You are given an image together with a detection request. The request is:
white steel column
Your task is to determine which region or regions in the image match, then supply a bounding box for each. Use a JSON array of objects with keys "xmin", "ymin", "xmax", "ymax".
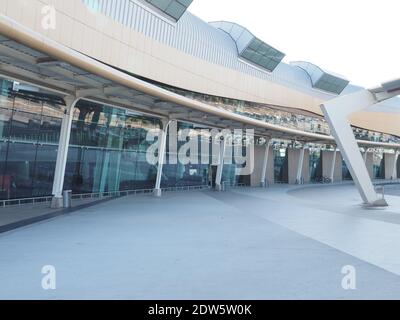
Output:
[
  {"xmin": 392, "ymin": 150, "xmax": 399, "ymax": 180},
  {"xmin": 260, "ymin": 139, "xmax": 270, "ymax": 187},
  {"xmin": 295, "ymin": 146, "xmax": 306, "ymax": 185},
  {"xmin": 154, "ymin": 119, "xmax": 172, "ymax": 197},
  {"xmin": 215, "ymin": 137, "xmax": 226, "ymax": 191},
  {"xmin": 321, "ymin": 90, "xmax": 388, "ymax": 206},
  {"xmin": 330, "ymin": 147, "xmax": 338, "ymax": 183},
  {"xmin": 51, "ymin": 96, "xmax": 80, "ymax": 208},
  {"xmin": 363, "ymin": 148, "xmax": 368, "ymax": 163}
]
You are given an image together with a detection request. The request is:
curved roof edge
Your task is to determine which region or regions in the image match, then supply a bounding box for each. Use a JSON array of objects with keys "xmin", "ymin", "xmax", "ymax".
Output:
[{"xmin": 1, "ymin": 13, "xmax": 398, "ymax": 148}]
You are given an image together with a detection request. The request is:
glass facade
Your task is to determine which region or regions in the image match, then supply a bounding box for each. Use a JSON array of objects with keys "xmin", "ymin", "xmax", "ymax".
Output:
[
  {"xmin": 0, "ymin": 82, "xmax": 64, "ymax": 200},
  {"xmin": 66, "ymin": 100, "xmax": 162, "ymax": 194},
  {"xmin": 342, "ymin": 160, "xmax": 353, "ymax": 181},
  {"xmin": 0, "ymin": 75, "xmax": 394, "ymax": 202},
  {"xmin": 157, "ymin": 82, "xmax": 400, "ymax": 144},
  {"xmin": 372, "ymin": 153, "xmax": 385, "ymax": 180},
  {"xmin": 273, "ymin": 147, "xmax": 288, "ymax": 183},
  {"xmin": 309, "ymin": 149, "xmax": 322, "ymax": 182},
  {"xmin": 397, "ymin": 157, "xmax": 400, "ymax": 179},
  {"xmin": 0, "ymin": 79, "xmax": 214, "ymax": 201}
]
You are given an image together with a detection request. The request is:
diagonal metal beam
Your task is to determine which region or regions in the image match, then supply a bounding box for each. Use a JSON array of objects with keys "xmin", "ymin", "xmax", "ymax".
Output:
[{"xmin": 321, "ymin": 87, "xmax": 399, "ymax": 207}]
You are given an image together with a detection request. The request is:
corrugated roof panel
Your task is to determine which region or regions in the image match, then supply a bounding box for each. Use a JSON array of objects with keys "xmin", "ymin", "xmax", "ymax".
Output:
[{"xmin": 81, "ymin": 0, "xmax": 357, "ymax": 99}]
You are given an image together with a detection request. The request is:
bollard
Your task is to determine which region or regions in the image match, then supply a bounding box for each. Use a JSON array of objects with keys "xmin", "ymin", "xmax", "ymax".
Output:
[{"xmin": 63, "ymin": 190, "xmax": 72, "ymax": 208}]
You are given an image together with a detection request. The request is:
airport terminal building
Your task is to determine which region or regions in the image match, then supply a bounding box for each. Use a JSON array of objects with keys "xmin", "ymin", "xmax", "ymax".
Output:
[{"xmin": 0, "ymin": 0, "xmax": 399, "ymax": 206}]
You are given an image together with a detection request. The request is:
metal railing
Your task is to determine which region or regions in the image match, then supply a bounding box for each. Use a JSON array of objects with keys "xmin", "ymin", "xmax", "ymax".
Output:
[
  {"xmin": 373, "ymin": 179, "xmax": 400, "ymax": 186},
  {"xmin": 1, "ymin": 179, "xmax": 398, "ymax": 208},
  {"xmin": 0, "ymin": 196, "xmax": 54, "ymax": 208},
  {"xmin": 219, "ymin": 182, "xmax": 247, "ymax": 191},
  {"xmin": 0, "ymin": 185, "xmax": 211, "ymax": 208},
  {"xmin": 375, "ymin": 185, "xmax": 386, "ymax": 200}
]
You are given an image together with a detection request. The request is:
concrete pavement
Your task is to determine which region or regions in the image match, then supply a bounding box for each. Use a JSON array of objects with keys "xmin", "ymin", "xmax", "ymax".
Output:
[{"xmin": 0, "ymin": 185, "xmax": 400, "ymax": 299}]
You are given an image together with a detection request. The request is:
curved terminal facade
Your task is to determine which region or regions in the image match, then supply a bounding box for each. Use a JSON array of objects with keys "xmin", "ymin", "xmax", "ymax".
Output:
[{"xmin": 0, "ymin": 0, "xmax": 398, "ymax": 206}]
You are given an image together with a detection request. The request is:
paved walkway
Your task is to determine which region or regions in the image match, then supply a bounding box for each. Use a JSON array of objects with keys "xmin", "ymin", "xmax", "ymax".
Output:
[
  {"xmin": 0, "ymin": 197, "xmax": 114, "ymax": 231},
  {"xmin": 0, "ymin": 185, "xmax": 400, "ymax": 299}
]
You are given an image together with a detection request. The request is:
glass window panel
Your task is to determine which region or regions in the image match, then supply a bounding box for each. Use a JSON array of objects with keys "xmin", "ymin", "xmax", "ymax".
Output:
[
  {"xmin": 88, "ymin": 148, "xmax": 106, "ymax": 193},
  {"xmin": 177, "ymin": 0, "xmax": 192, "ymax": 6},
  {"xmin": 257, "ymin": 44, "xmax": 269, "ymax": 56},
  {"xmin": 108, "ymin": 126, "xmax": 124, "ymax": 149},
  {"xmin": 64, "ymin": 146, "xmax": 86, "ymax": 194},
  {"xmin": 32, "ymin": 144, "xmax": 58, "ymax": 197},
  {"xmin": 39, "ymin": 115, "xmax": 62, "ymax": 144},
  {"xmin": 42, "ymin": 102, "xmax": 64, "ymax": 119},
  {"xmin": 149, "ymin": 0, "xmax": 171, "ymax": 10},
  {"xmin": 119, "ymin": 149, "xmax": 138, "ymax": 191},
  {"xmin": 135, "ymin": 151, "xmax": 157, "ymax": 189},
  {"xmin": 0, "ymin": 141, "xmax": 8, "ymax": 200},
  {"xmin": 106, "ymin": 150, "xmax": 123, "ymax": 191},
  {"xmin": 165, "ymin": 1, "xmax": 186, "ymax": 19},
  {"xmin": 4, "ymin": 142, "xmax": 37, "ymax": 199},
  {"xmin": 145, "ymin": 0, "xmax": 191, "ymax": 20},
  {"xmin": 248, "ymin": 39, "xmax": 262, "ymax": 51},
  {"xmin": 9, "ymin": 109, "xmax": 42, "ymax": 143},
  {"xmin": 274, "ymin": 148, "xmax": 288, "ymax": 183},
  {"xmin": 162, "ymin": 163, "xmax": 178, "ymax": 188},
  {"xmin": 177, "ymin": 163, "xmax": 207, "ymax": 187},
  {"xmin": 241, "ymin": 49, "xmax": 254, "ymax": 61},
  {"xmin": 0, "ymin": 107, "xmax": 12, "ymax": 140},
  {"xmin": 123, "ymin": 125, "xmax": 141, "ymax": 151},
  {"xmin": 241, "ymin": 41, "xmax": 284, "ymax": 72},
  {"xmin": 0, "ymin": 92, "xmax": 14, "ymax": 110},
  {"xmin": 342, "ymin": 160, "xmax": 353, "ymax": 181},
  {"xmin": 13, "ymin": 96, "xmax": 42, "ymax": 114}
]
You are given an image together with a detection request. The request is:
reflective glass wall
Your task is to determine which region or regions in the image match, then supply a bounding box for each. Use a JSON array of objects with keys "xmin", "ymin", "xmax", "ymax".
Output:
[
  {"xmin": 65, "ymin": 100, "xmax": 213, "ymax": 194},
  {"xmin": 65, "ymin": 100, "xmax": 162, "ymax": 194},
  {"xmin": 342, "ymin": 160, "xmax": 353, "ymax": 181},
  {"xmin": 157, "ymin": 82, "xmax": 400, "ymax": 145},
  {"xmin": 273, "ymin": 148, "xmax": 288, "ymax": 183},
  {"xmin": 397, "ymin": 157, "xmax": 400, "ymax": 179},
  {"xmin": 0, "ymin": 76, "xmax": 393, "ymax": 201},
  {"xmin": 372, "ymin": 153, "xmax": 385, "ymax": 180},
  {"xmin": 0, "ymin": 79, "xmax": 213, "ymax": 200},
  {"xmin": 309, "ymin": 149, "xmax": 322, "ymax": 182},
  {"xmin": 0, "ymin": 80, "xmax": 64, "ymax": 200}
]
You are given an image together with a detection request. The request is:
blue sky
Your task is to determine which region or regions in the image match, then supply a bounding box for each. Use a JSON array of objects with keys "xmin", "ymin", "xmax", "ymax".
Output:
[{"xmin": 189, "ymin": 0, "xmax": 399, "ymax": 88}]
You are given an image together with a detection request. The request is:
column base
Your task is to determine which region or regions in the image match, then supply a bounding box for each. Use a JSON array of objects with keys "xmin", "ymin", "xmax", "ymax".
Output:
[
  {"xmin": 215, "ymin": 184, "xmax": 223, "ymax": 191},
  {"xmin": 260, "ymin": 181, "xmax": 267, "ymax": 188},
  {"xmin": 362, "ymin": 198, "xmax": 389, "ymax": 208},
  {"xmin": 51, "ymin": 197, "xmax": 63, "ymax": 209},
  {"xmin": 153, "ymin": 189, "xmax": 162, "ymax": 197}
]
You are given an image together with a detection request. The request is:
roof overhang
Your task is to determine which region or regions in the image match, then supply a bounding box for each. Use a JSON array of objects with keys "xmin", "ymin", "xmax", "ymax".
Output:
[{"xmin": 0, "ymin": 14, "xmax": 397, "ymax": 149}]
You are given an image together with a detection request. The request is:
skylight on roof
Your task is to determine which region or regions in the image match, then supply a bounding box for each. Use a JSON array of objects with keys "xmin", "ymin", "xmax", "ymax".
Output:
[
  {"xmin": 144, "ymin": 0, "xmax": 193, "ymax": 21},
  {"xmin": 291, "ymin": 61, "xmax": 349, "ymax": 94},
  {"xmin": 210, "ymin": 21, "xmax": 285, "ymax": 72}
]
